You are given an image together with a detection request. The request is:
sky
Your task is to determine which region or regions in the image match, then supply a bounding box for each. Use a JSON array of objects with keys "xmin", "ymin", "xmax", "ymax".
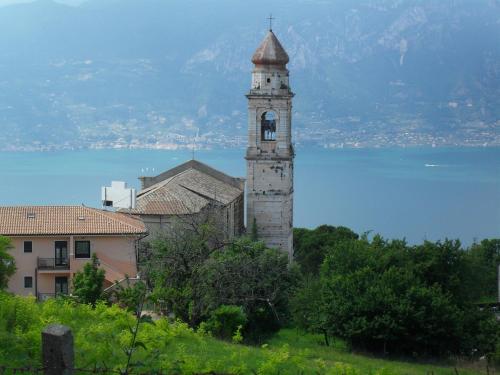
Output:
[
  {"xmin": 0, "ymin": 0, "xmax": 85, "ymax": 6},
  {"xmin": 0, "ymin": 0, "xmax": 31, "ymax": 5}
]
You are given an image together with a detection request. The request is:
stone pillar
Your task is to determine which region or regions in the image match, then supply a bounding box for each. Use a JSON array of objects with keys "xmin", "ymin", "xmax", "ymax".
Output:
[{"xmin": 42, "ymin": 324, "xmax": 74, "ymax": 375}]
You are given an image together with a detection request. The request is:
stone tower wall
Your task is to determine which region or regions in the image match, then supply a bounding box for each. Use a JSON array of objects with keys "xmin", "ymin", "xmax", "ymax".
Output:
[
  {"xmin": 245, "ymin": 34, "xmax": 294, "ymax": 259},
  {"xmin": 246, "ymin": 158, "xmax": 293, "ymax": 257}
]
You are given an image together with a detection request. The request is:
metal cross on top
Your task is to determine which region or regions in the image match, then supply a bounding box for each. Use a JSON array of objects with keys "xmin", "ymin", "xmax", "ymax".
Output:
[{"xmin": 268, "ymin": 14, "xmax": 275, "ymax": 31}]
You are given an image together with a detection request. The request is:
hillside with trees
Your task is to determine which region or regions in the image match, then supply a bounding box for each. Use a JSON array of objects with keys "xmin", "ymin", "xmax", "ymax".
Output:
[
  {"xmin": 0, "ymin": 228, "xmax": 499, "ymax": 373},
  {"xmin": 292, "ymin": 228, "xmax": 500, "ymax": 358}
]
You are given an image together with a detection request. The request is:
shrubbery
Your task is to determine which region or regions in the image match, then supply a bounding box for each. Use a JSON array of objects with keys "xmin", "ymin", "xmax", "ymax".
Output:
[
  {"xmin": 291, "ymin": 228, "xmax": 500, "ymax": 359},
  {"xmin": 72, "ymin": 253, "xmax": 105, "ymax": 306},
  {"xmin": 0, "ymin": 292, "xmax": 419, "ymax": 374},
  {"xmin": 144, "ymin": 222, "xmax": 499, "ymax": 360},
  {"xmin": 198, "ymin": 238, "xmax": 299, "ymax": 342},
  {"xmin": 146, "ymin": 225, "xmax": 297, "ymax": 342},
  {"xmin": 0, "ymin": 292, "xmax": 250, "ymax": 371},
  {"xmin": 467, "ymin": 239, "xmax": 500, "ymax": 302},
  {"xmin": 111, "ymin": 278, "xmax": 146, "ymax": 312},
  {"xmin": 0, "ymin": 236, "xmax": 15, "ymax": 290},
  {"xmin": 3, "ymin": 225, "xmax": 499, "ymax": 370},
  {"xmin": 202, "ymin": 305, "xmax": 247, "ymax": 341},
  {"xmin": 293, "ymin": 225, "xmax": 358, "ymax": 275}
]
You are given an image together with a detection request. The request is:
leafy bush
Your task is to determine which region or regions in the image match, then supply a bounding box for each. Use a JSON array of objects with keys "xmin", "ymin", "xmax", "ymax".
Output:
[
  {"xmin": 0, "ymin": 236, "xmax": 15, "ymax": 290},
  {"xmin": 147, "ymin": 230, "xmax": 298, "ymax": 342},
  {"xmin": 203, "ymin": 305, "xmax": 247, "ymax": 341},
  {"xmin": 110, "ymin": 278, "xmax": 146, "ymax": 312},
  {"xmin": 466, "ymin": 239, "xmax": 500, "ymax": 302},
  {"xmin": 294, "ymin": 225, "xmax": 358, "ymax": 276},
  {"xmin": 72, "ymin": 253, "xmax": 105, "ymax": 306},
  {"xmin": 292, "ymin": 232, "xmax": 500, "ymax": 358},
  {"xmin": 290, "ymin": 276, "xmax": 330, "ymax": 345},
  {"xmin": 0, "ymin": 293, "xmax": 482, "ymax": 374},
  {"xmin": 199, "ymin": 238, "xmax": 299, "ymax": 342},
  {"xmin": 145, "ymin": 220, "xmax": 221, "ymax": 325}
]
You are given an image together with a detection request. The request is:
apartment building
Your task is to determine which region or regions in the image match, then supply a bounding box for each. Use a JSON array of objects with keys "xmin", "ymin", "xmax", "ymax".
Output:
[{"xmin": 0, "ymin": 206, "xmax": 147, "ymax": 300}]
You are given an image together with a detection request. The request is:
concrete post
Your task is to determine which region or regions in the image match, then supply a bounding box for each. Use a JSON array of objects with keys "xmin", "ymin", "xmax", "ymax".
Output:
[{"xmin": 42, "ymin": 324, "xmax": 74, "ymax": 375}]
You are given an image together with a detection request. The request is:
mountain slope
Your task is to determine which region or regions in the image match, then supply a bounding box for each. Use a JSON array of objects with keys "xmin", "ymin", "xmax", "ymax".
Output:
[{"xmin": 0, "ymin": 0, "xmax": 498, "ymax": 150}]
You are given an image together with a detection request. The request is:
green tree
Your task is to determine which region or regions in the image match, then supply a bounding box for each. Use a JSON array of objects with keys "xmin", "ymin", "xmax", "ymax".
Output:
[
  {"xmin": 293, "ymin": 225, "xmax": 358, "ymax": 275},
  {"xmin": 299, "ymin": 234, "xmax": 499, "ymax": 357},
  {"xmin": 466, "ymin": 239, "xmax": 500, "ymax": 302},
  {"xmin": 410, "ymin": 239, "xmax": 468, "ymax": 302},
  {"xmin": 289, "ymin": 276, "xmax": 330, "ymax": 345},
  {"xmin": 72, "ymin": 253, "xmax": 105, "ymax": 306},
  {"xmin": 111, "ymin": 278, "xmax": 146, "ymax": 313},
  {"xmin": 145, "ymin": 217, "xmax": 298, "ymax": 341},
  {"xmin": 203, "ymin": 305, "xmax": 247, "ymax": 341},
  {"xmin": 199, "ymin": 238, "xmax": 298, "ymax": 342},
  {"xmin": 0, "ymin": 236, "xmax": 15, "ymax": 290},
  {"xmin": 146, "ymin": 219, "xmax": 222, "ymax": 324}
]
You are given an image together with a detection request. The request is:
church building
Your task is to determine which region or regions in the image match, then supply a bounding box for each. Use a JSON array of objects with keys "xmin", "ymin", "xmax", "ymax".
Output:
[
  {"xmin": 129, "ymin": 159, "xmax": 245, "ymax": 239},
  {"xmin": 132, "ymin": 27, "xmax": 294, "ymax": 257},
  {"xmin": 246, "ymin": 28, "xmax": 295, "ymax": 258},
  {"xmin": 0, "ymin": 26, "xmax": 295, "ymax": 301}
]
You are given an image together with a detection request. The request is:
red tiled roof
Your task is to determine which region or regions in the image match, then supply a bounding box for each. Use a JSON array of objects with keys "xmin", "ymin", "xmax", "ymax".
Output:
[
  {"xmin": 0, "ymin": 206, "xmax": 147, "ymax": 236},
  {"xmin": 130, "ymin": 160, "xmax": 244, "ymax": 216}
]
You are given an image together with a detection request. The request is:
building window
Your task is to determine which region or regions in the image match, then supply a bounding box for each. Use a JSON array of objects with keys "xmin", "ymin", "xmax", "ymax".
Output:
[
  {"xmin": 75, "ymin": 241, "xmax": 91, "ymax": 258},
  {"xmin": 24, "ymin": 241, "xmax": 32, "ymax": 253},
  {"xmin": 55, "ymin": 276, "xmax": 69, "ymax": 295},
  {"xmin": 261, "ymin": 111, "xmax": 277, "ymax": 141},
  {"xmin": 24, "ymin": 276, "xmax": 33, "ymax": 288}
]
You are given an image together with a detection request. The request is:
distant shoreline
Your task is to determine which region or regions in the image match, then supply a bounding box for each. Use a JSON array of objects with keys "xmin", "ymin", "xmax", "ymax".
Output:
[
  {"xmin": 0, "ymin": 147, "xmax": 498, "ymax": 246},
  {"xmin": 1, "ymin": 144, "xmax": 500, "ymax": 153}
]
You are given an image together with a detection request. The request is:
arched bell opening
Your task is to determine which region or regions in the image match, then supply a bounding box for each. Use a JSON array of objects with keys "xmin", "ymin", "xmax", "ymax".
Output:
[{"xmin": 261, "ymin": 111, "xmax": 277, "ymax": 141}]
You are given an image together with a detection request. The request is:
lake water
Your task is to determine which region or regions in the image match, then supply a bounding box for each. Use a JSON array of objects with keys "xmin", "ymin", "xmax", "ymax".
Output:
[{"xmin": 0, "ymin": 147, "xmax": 498, "ymax": 246}]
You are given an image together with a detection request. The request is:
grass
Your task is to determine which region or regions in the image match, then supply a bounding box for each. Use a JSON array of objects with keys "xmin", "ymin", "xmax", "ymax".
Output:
[
  {"xmin": 0, "ymin": 294, "xmax": 490, "ymax": 374},
  {"xmin": 168, "ymin": 328, "xmax": 488, "ymax": 374},
  {"xmin": 267, "ymin": 329, "xmax": 487, "ymax": 375}
]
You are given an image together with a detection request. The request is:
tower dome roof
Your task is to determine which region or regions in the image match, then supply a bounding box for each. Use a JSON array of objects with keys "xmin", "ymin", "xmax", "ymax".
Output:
[{"xmin": 251, "ymin": 31, "xmax": 289, "ymax": 66}]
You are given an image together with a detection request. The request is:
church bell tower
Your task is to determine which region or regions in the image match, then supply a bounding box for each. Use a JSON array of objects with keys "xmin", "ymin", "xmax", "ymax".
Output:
[{"xmin": 246, "ymin": 27, "xmax": 294, "ymax": 258}]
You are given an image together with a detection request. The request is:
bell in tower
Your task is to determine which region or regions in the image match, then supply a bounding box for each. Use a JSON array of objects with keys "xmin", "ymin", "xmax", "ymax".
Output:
[{"xmin": 246, "ymin": 25, "xmax": 294, "ymax": 258}]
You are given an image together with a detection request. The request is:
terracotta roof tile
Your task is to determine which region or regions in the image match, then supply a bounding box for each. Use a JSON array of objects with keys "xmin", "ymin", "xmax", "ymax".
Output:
[
  {"xmin": 129, "ymin": 162, "xmax": 243, "ymax": 216},
  {"xmin": 0, "ymin": 206, "xmax": 147, "ymax": 236}
]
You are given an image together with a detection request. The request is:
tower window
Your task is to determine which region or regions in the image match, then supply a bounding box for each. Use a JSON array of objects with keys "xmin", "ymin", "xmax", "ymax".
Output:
[{"xmin": 261, "ymin": 112, "xmax": 276, "ymax": 141}]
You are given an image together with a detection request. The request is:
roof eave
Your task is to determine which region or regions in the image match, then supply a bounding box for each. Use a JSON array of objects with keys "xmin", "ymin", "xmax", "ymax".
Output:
[{"xmin": 2, "ymin": 231, "xmax": 147, "ymax": 237}]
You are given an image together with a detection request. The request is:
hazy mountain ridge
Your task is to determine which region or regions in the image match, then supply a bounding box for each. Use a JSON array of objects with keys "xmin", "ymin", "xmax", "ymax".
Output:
[{"xmin": 0, "ymin": 0, "xmax": 498, "ymax": 151}]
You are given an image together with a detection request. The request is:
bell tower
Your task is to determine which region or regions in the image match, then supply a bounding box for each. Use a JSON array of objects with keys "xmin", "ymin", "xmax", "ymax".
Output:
[{"xmin": 246, "ymin": 27, "xmax": 294, "ymax": 258}]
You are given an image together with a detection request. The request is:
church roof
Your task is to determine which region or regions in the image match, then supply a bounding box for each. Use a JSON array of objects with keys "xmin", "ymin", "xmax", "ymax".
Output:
[
  {"xmin": 130, "ymin": 160, "xmax": 244, "ymax": 216},
  {"xmin": 251, "ymin": 30, "xmax": 289, "ymax": 66}
]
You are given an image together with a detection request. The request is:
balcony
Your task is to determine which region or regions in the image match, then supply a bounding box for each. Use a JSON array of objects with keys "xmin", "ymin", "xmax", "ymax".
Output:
[
  {"xmin": 37, "ymin": 292, "xmax": 70, "ymax": 301},
  {"xmin": 37, "ymin": 257, "xmax": 70, "ymax": 271},
  {"xmin": 38, "ymin": 293, "xmax": 56, "ymax": 301}
]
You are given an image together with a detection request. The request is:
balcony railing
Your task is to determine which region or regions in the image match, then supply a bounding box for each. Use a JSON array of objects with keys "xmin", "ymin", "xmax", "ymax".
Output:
[
  {"xmin": 37, "ymin": 292, "xmax": 70, "ymax": 301},
  {"xmin": 37, "ymin": 257, "xmax": 70, "ymax": 270},
  {"xmin": 38, "ymin": 293, "xmax": 56, "ymax": 301}
]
